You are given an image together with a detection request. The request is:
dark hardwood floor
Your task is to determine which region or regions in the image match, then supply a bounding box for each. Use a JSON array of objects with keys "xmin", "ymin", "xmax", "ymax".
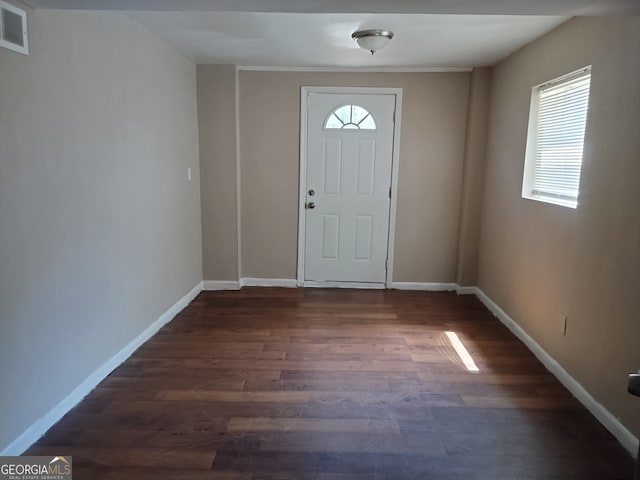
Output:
[{"xmin": 27, "ymin": 288, "xmax": 634, "ymax": 479}]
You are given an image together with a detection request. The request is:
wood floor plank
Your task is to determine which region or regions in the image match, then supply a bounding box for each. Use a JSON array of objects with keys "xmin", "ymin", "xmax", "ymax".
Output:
[
  {"xmin": 70, "ymin": 466, "xmax": 250, "ymax": 480},
  {"xmin": 26, "ymin": 445, "xmax": 216, "ymax": 469},
  {"xmin": 29, "ymin": 288, "xmax": 634, "ymax": 479},
  {"xmin": 263, "ymin": 342, "xmax": 409, "ymax": 354},
  {"xmin": 155, "ymin": 390, "xmax": 311, "ymax": 403},
  {"xmin": 417, "ymin": 371, "xmax": 559, "ymax": 385},
  {"xmin": 255, "ymin": 430, "xmax": 446, "ymax": 455},
  {"xmin": 226, "ymin": 417, "xmax": 400, "ymax": 434},
  {"xmin": 461, "ymin": 394, "xmax": 582, "ymax": 409},
  {"xmin": 119, "ymin": 357, "xmax": 418, "ymax": 373}
]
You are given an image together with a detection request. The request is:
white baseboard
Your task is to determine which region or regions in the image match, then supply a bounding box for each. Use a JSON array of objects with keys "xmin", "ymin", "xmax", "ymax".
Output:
[
  {"xmin": 455, "ymin": 285, "xmax": 478, "ymax": 295},
  {"xmin": 200, "ymin": 279, "xmax": 478, "ymax": 295},
  {"xmin": 203, "ymin": 280, "xmax": 241, "ymax": 290},
  {"xmin": 386, "ymin": 282, "xmax": 477, "ymax": 295},
  {"xmin": 240, "ymin": 278, "xmax": 297, "ymax": 288},
  {"xmin": 303, "ymin": 280, "xmax": 385, "ymax": 289},
  {"xmin": 475, "ymin": 288, "xmax": 639, "ymax": 457},
  {"xmin": 0, "ymin": 281, "xmax": 203, "ymax": 456},
  {"xmin": 202, "ymin": 279, "xmax": 477, "ymax": 292},
  {"xmin": 389, "ymin": 282, "xmax": 458, "ymax": 291}
]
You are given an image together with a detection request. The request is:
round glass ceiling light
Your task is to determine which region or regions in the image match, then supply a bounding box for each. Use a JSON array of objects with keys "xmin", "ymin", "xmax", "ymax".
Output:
[{"xmin": 351, "ymin": 29, "xmax": 394, "ymax": 55}]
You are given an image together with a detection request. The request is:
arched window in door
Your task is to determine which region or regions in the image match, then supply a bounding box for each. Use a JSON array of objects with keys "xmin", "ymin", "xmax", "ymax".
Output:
[{"xmin": 325, "ymin": 105, "xmax": 376, "ymax": 130}]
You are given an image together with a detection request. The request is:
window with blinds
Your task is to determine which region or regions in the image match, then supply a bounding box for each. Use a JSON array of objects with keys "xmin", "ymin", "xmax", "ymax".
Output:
[
  {"xmin": 522, "ymin": 67, "xmax": 591, "ymax": 208},
  {"xmin": 0, "ymin": 1, "xmax": 28, "ymax": 55}
]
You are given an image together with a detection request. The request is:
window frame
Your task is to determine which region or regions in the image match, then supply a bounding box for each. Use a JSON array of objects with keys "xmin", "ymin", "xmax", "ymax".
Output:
[
  {"xmin": 521, "ymin": 66, "xmax": 592, "ymax": 209},
  {"xmin": 0, "ymin": 0, "xmax": 28, "ymax": 55},
  {"xmin": 324, "ymin": 104, "xmax": 377, "ymax": 131}
]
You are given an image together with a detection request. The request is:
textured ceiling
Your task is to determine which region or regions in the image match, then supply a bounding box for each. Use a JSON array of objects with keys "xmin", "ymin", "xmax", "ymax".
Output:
[
  {"xmin": 28, "ymin": 0, "xmax": 640, "ymax": 15},
  {"xmin": 27, "ymin": 0, "xmax": 636, "ymax": 68},
  {"xmin": 126, "ymin": 12, "xmax": 568, "ymax": 68}
]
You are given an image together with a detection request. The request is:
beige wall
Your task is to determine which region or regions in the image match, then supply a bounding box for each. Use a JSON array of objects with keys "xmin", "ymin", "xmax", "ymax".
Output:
[
  {"xmin": 478, "ymin": 17, "xmax": 640, "ymax": 437},
  {"xmin": 197, "ymin": 65, "xmax": 239, "ymax": 280},
  {"xmin": 0, "ymin": 9, "xmax": 202, "ymax": 452},
  {"xmin": 456, "ymin": 67, "xmax": 491, "ymax": 286},
  {"xmin": 238, "ymin": 71, "xmax": 470, "ymax": 281}
]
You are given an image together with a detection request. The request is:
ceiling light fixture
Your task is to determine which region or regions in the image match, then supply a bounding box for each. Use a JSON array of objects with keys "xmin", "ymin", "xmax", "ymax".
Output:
[{"xmin": 351, "ymin": 29, "xmax": 394, "ymax": 55}]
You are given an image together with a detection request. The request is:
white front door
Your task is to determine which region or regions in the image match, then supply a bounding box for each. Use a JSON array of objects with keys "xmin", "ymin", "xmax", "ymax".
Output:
[{"xmin": 303, "ymin": 92, "xmax": 396, "ymax": 284}]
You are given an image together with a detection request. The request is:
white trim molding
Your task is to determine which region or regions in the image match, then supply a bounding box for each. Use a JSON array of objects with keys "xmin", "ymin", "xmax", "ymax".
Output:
[
  {"xmin": 241, "ymin": 278, "xmax": 297, "ymax": 288},
  {"xmin": 456, "ymin": 285, "xmax": 478, "ymax": 295},
  {"xmin": 475, "ymin": 288, "xmax": 639, "ymax": 457},
  {"xmin": 203, "ymin": 280, "xmax": 241, "ymax": 290},
  {"xmin": 0, "ymin": 281, "xmax": 203, "ymax": 456},
  {"xmin": 200, "ymin": 281, "xmax": 477, "ymax": 294},
  {"xmin": 390, "ymin": 282, "xmax": 458, "ymax": 292},
  {"xmin": 237, "ymin": 66, "xmax": 472, "ymax": 73},
  {"xmin": 235, "ymin": 66, "xmax": 243, "ymax": 280}
]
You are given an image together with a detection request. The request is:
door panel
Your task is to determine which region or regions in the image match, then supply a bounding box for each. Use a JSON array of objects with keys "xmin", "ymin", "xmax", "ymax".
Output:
[
  {"xmin": 304, "ymin": 93, "xmax": 395, "ymax": 284},
  {"xmin": 354, "ymin": 215, "xmax": 373, "ymax": 260},
  {"xmin": 321, "ymin": 214, "xmax": 340, "ymax": 260},
  {"xmin": 356, "ymin": 138, "xmax": 376, "ymax": 196},
  {"xmin": 323, "ymin": 138, "xmax": 343, "ymax": 194}
]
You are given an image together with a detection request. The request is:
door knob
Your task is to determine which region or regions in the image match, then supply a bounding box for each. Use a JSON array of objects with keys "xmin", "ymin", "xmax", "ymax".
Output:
[
  {"xmin": 305, "ymin": 201, "xmax": 316, "ymax": 209},
  {"xmin": 630, "ymin": 372, "xmax": 640, "ymax": 396}
]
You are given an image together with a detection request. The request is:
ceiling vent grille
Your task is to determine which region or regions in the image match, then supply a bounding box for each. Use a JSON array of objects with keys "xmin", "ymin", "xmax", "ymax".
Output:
[{"xmin": 0, "ymin": 1, "xmax": 28, "ymax": 55}]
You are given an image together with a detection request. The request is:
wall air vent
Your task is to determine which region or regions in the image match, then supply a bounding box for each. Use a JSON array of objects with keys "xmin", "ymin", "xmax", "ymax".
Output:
[{"xmin": 0, "ymin": 1, "xmax": 28, "ymax": 55}]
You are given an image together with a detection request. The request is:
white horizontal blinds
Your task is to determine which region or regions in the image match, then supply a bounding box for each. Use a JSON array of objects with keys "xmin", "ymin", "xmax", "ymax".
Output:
[
  {"xmin": 532, "ymin": 69, "xmax": 591, "ymax": 205},
  {"xmin": 0, "ymin": 0, "xmax": 28, "ymax": 55}
]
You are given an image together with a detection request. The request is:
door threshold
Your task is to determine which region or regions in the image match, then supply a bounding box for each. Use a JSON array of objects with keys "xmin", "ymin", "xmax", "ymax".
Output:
[{"xmin": 302, "ymin": 281, "xmax": 385, "ymax": 289}]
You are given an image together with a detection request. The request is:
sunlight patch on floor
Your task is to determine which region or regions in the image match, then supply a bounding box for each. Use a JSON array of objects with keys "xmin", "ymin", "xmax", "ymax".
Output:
[{"xmin": 445, "ymin": 331, "xmax": 479, "ymax": 372}]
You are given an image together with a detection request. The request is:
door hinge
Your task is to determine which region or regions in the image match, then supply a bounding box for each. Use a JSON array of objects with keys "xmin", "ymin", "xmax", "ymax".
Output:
[
  {"xmin": 393, "ymin": 109, "xmax": 396, "ymax": 122},
  {"xmin": 385, "ymin": 258, "xmax": 389, "ymax": 270},
  {"xmin": 389, "ymin": 187, "xmax": 392, "ymax": 198}
]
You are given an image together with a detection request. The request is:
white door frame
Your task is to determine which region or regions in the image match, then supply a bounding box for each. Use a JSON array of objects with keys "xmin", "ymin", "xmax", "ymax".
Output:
[{"xmin": 297, "ymin": 86, "xmax": 403, "ymax": 288}]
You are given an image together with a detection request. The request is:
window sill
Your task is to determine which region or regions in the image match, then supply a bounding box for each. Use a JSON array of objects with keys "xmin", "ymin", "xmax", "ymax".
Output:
[{"xmin": 522, "ymin": 193, "xmax": 577, "ymax": 209}]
